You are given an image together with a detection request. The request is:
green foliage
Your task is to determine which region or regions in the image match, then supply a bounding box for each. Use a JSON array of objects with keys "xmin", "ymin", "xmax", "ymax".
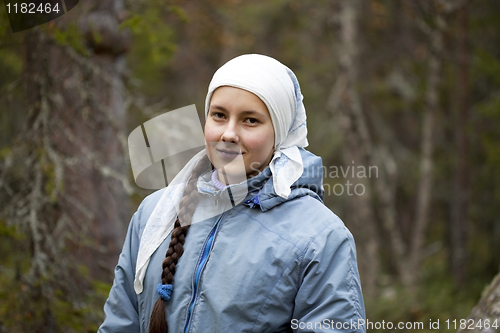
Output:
[
  {"xmin": 168, "ymin": 5, "xmax": 189, "ymax": 23},
  {"xmin": 0, "ymin": 46, "xmax": 22, "ymax": 75},
  {"xmin": 0, "ymin": 146, "xmax": 12, "ymax": 160},
  {"xmin": 477, "ymin": 93, "xmax": 500, "ymax": 184},
  {"xmin": 121, "ymin": 8, "xmax": 177, "ymax": 97},
  {"xmin": 474, "ymin": 51, "xmax": 500, "ymax": 193},
  {"xmin": 0, "ymin": 230, "xmax": 112, "ymax": 332},
  {"xmin": 50, "ymin": 23, "xmax": 89, "ymax": 56},
  {"xmin": 0, "ymin": 1, "xmax": 16, "ymax": 36},
  {"xmin": 0, "ymin": 225, "xmax": 27, "ymax": 331},
  {"xmin": 0, "ymin": 2, "xmax": 25, "ymax": 147},
  {"xmin": 120, "ymin": 14, "xmax": 143, "ymax": 34},
  {"xmin": 52, "ymin": 278, "xmax": 112, "ymax": 332},
  {"xmin": 366, "ymin": 256, "xmax": 487, "ymax": 333},
  {"xmin": 38, "ymin": 149, "xmax": 63, "ymax": 202},
  {"xmin": 474, "ymin": 49, "xmax": 500, "ymax": 86},
  {"xmin": 0, "ymin": 219, "xmax": 23, "ymax": 239}
]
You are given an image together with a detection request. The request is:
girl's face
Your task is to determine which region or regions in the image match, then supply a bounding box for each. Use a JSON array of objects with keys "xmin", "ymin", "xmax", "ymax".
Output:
[{"xmin": 205, "ymin": 86, "xmax": 275, "ymax": 183}]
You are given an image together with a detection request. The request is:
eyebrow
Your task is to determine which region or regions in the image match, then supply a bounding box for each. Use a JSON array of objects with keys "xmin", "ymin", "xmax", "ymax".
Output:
[
  {"xmin": 209, "ymin": 105, "xmax": 262, "ymax": 116},
  {"xmin": 209, "ymin": 105, "xmax": 228, "ymax": 112}
]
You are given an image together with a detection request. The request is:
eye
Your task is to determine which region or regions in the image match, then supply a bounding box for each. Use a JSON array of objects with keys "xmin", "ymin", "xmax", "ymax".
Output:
[
  {"xmin": 211, "ymin": 111, "xmax": 225, "ymax": 120},
  {"xmin": 244, "ymin": 118, "xmax": 259, "ymax": 125}
]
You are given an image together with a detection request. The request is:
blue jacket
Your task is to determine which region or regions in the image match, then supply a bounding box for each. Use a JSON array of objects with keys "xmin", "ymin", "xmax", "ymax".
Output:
[{"xmin": 99, "ymin": 148, "xmax": 366, "ymax": 333}]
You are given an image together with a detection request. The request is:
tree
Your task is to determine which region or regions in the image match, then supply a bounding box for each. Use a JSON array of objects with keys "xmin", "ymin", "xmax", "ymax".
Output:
[
  {"xmin": 457, "ymin": 273, "xmax": 500, "ymax": 333},
  {"xmin": 0, "ymin": 0, "xmax": 131, "ymax": 329}
]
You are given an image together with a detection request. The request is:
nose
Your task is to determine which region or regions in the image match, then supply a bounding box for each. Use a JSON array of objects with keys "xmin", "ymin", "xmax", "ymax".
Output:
[{"xmin": 221, "ymin": 120, "xmax": 239, "ymax": 143}]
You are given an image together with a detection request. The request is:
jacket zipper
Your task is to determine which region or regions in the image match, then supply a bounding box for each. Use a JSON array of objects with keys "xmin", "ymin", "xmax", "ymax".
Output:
[{"xmin": 184, "ymin": 213, "xmax": 224, "ymax": 333}]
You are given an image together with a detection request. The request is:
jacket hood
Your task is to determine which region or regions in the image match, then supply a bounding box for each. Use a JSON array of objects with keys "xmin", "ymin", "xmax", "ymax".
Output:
[
  {"xmin": 197, "ymin": 148, "xmax": 324, "ymax": 212},
  {"xmin": 255, "ymin": 147, "xmax": 324, "ymax": 211}
]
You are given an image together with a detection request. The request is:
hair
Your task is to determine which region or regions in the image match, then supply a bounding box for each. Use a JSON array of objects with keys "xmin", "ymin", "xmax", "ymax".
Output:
[{"xmin": 149, "ymin": 155, "xmax": 211, "ymax": 333}]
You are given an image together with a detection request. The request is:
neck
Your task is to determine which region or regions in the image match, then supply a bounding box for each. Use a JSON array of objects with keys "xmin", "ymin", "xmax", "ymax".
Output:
[{"xmin": 212, "ymin": 169, "xmax": 227, "ymax": 190}]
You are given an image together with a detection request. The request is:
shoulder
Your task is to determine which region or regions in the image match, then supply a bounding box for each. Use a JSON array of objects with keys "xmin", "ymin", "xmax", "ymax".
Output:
[
  {"xmin": 250, "ymin": 194, "xmax": 352, "ymax": 253},
  {"xmin": 133, "ymin": 188, "xmax": 167, "ymax": 235},
  {"xmin": 290, "ymin": 195, "xmax": 353, "ymax": 248},
  {"xmin": 290, "ymin": 195, "xmax": 345, "ymax": 231}
]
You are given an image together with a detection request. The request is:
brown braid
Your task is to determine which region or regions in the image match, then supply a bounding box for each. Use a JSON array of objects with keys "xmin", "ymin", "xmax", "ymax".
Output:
[{"xmin": 149, "ymin": 156, "xmax": 211, "ymax": 333}]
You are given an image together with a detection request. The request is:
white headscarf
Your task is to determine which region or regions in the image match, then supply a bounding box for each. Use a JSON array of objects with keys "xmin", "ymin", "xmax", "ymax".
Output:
[{"xmin": 134, "ymin": 54, "xmax": 308, "ymax": 294}]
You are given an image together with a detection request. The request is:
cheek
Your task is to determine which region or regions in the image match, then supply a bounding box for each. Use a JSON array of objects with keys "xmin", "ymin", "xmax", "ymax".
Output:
[
  {"xmin": 204, "ymin": 124, "xmax": 217, "ymax": 162},
  {"xmin": 204, "ymin": 123, "xmax": 220, "ymax": 144},
  {"xmin": 247, "ymin": 128, "xmax": 274, "ymax": 157}
]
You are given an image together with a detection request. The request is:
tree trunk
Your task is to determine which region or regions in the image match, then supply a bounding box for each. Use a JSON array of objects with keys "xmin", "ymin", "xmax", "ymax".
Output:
[
  {"xmin": 406, "ymin": 5, "xmax": 444, "ymax": 292},
  {"xmin": 14, "ymin": 0, "xmax": 130, "ymax": 329},
  {"xmin": 42, "ymin": 0, "xmax": 130, "ymax": 279},
  {"xmin": 332, "ymin": 0, "xmax": 448, "ymax": 294},
  {"xmin": 331, "ymin": 0, "xmax": 381, "ymax": 296},
  {"xmin": 451, "ymin": 4, "xmax": 469, "ymax": 289},
  {"xmin": 457, "ymin": 273, "xmax": 500, "ymax": 333}
]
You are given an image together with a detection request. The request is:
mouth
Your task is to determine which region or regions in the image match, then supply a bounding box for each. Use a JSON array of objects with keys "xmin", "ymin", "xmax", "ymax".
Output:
[{"xmin": 216, "ymin": 148, "xmax": 242, "ymax": 158}]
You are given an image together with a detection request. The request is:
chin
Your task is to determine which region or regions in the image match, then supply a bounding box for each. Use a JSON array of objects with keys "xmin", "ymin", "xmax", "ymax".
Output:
[{"xmin": 217, "ymin": 166, "xmax": 247, "ymax": 183}]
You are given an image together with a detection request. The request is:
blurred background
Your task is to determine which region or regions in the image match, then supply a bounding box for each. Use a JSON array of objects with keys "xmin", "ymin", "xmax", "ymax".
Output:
[{"xmin": 0, "ymin": 0, "xmax": 499, "ymax": 332}]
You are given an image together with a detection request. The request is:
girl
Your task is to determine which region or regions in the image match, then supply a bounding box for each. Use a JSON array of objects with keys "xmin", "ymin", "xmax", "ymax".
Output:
[{"xmin": 99, "ymin": 54, "xmax": 366, "ymax": 333}]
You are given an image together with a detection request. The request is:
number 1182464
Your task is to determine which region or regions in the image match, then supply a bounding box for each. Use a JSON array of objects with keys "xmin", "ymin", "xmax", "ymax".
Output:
[
  {"xmin": 446, "ymin": 319, "xmax": 499, "ymax": 330},
  {"xmin": 6, "ymin": 2, "xmax": 60, "ymax": 14}
]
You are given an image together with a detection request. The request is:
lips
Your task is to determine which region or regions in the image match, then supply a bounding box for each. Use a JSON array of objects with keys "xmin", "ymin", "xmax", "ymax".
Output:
[
  {"xmin": 216, "ymin": 147, "xmax": 242, "ymax": 162},
  {"xmin": 216, "ymin": 148, "xmax": 242, "ymax": 159}
]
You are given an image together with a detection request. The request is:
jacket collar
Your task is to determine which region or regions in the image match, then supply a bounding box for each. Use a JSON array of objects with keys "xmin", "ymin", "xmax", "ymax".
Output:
[
  {"xmin": 197, "ymin": 148, "xmax": 324, "ymax": 212},
  {"xmin": 257, "ymin": 148, "xmax": 324, "ymax": 211}
]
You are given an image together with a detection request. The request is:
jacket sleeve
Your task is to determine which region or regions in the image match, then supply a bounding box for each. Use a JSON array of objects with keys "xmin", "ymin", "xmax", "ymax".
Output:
[
  {"xmin": 98, "ymin": 209, "xmax": 142, "ymax": 333},
  {"xmin": 291, "ymin": 221, "xmax": 366, "ymax": 333}
]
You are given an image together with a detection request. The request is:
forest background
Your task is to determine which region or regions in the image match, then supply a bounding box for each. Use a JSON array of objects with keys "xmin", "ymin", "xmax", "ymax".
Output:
[{"xmin": 0, "ymin": 0, "xmax": 499, "ymax": 332}]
